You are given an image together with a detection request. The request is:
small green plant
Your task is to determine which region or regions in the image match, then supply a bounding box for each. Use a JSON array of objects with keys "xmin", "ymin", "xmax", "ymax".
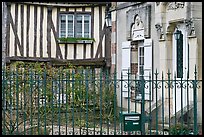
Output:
[
  {"xmin": 169, "ymin": 124, "xmax": 191, "ymax": 135},
  {"xmin": 58, "ymin": 37, "xmax": 95, "ymax": 43}
]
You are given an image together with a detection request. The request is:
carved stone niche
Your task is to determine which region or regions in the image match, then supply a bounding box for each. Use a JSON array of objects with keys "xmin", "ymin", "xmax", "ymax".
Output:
[{"xmin": 126, "ymin": 5, "xmax": 151, "ymax": 41}]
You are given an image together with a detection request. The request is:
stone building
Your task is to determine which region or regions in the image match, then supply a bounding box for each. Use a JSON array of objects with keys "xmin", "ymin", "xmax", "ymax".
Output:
[{"xmin": 110, "ymin": 2, "xmax": 202, "ymax": 132}]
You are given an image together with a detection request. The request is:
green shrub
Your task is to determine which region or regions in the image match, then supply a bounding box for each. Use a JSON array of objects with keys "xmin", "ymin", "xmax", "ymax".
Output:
[{"xmin": 169, "ymin": 124, "xmax": 191, "ymax": 135}]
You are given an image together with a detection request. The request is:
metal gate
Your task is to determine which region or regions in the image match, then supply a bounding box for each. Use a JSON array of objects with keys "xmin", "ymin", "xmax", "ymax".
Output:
[{"xmin": 2, "ymin": 65, "xmax": 202, "ymax": 135}]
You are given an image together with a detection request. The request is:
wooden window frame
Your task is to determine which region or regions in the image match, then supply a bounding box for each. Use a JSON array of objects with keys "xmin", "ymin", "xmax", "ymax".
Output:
[{"xmin": 59, "ymin": 12, "xmax": 92, "ymax": 38}]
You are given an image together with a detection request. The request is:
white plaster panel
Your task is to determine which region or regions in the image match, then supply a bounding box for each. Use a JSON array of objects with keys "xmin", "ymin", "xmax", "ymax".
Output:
[
  {"xmin": 67, "ymin": 44, "xmax": 74, "ymax": 59},
  {"xmin": 29, "ymin": 5, "xmax": 34, "ymax": 57},
  {"xmin": 36, "ymin": 6, "xmax": 41, "ymax": 57},
  {"xmin": 60, "ymin": 8, "xmax": 66, "ymax": 11},
  {"xmin": 23, "ymin": 5, "xmax": 27, "ymax": 57},
  {"xmin": 85, "ymin": 7, "xmax": 91, "ymax": 12},
  {"xmin": 86, "ymin": 44, "xmax": 91, "ymax": 59},
  {"xmin": 69, "ymin": 8, "xmax": 74, "ymax": 12},
  {"xmin": 43, "ymin": 7, "xmax": 48, "ymax": 57},
  {"xmin": 102, "ymin": 36, "xmax": 105, "ymax": 58},
  {"xmin": 76, "ymin": 8, "xmax": 82, "ymax": 12},
  {"xmin": 51, "ymin": 8, "xmax": 57, "ymax": 58},
  {"xmin": 93, "ymin": 7, "xmax": 99, "ymax": 57},
  {"xmin": 51, "ymin": 31, "xmax": 56, "ymax": 58},
  {"xmin": 76, "ymin": 44, "xmax": 83, "ymax": 59},
  {"xmin": 59, "ymin": 44, "xmax": 65, "ymax": 59},
  {"xmin": 17, "ymin": 4, "xmax": 21, "ymax": 56},
  {"xmin": 9, "ymin": 5, "xmax": 15, "ymax": 57}
]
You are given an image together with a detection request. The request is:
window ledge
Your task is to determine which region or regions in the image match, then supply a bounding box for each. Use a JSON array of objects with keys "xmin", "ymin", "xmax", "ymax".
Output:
[{"xmin": 58, "ymin": 40, "xmax": 94, "ymax": 44}]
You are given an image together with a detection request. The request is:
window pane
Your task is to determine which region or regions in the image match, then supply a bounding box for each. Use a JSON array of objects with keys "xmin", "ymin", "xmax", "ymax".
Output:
[
  {"xmin": 67, "ymin": 15, "xmax": 74, "ymax": 37},
  {"xmin": 76, "ymin": 15, "xmax": 82, "ymax": 37},
  {"xmin": 139, "ymin": 66, "xmax": 144, "ymax": 75},
  {"xmin": 60, "ymin": 14, "xmax": 66, "ymax": 37},
  {"xmin": 140, "ymin": 47, "xmax": 144, "ymax": 56},
  {"xmin": 139, "ymin": 57, "xmax": 144, "ymax": 65},
  {"xmin": 84, "ymin": 15, "xmax": 90, "ymax": 38}
]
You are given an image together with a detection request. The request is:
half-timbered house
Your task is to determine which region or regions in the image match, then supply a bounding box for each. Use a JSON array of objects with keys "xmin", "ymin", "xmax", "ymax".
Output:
[{"xmin": 5, "ymin": 2, "xmax": 111, "ymax": 69}]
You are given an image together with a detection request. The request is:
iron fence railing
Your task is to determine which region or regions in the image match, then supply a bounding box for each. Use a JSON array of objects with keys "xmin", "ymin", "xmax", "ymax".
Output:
[{"xmin": 2, "ymin": 66, "xmax": 202, "ymax": 135}]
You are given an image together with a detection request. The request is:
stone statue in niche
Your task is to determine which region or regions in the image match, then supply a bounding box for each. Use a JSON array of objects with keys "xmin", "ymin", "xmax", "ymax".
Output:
[{"xmin": 131, "ymin": 15, "xmax": 144, "ymax": 37}]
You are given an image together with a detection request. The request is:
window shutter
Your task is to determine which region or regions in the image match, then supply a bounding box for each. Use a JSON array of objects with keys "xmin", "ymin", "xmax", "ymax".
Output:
[
  {"xmin": 122, "ymin": 41, "xmax": 131, "ymax": 97},
  {"xmin": 143, "ymin": 39, "xmax": 152, "ymax": 100}
]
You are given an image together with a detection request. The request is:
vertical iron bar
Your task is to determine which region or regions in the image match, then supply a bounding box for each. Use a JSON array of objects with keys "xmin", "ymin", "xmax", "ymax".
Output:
[
  {"xmin": 99, "ymin": 69, "xmax": 103, "ymax": 135},
  {"xmin": 193, "ymin": 65, "xmax": 198, "ymax": 135},
  {"xmin": 67, "ymin": 71, "xmax": 71, "ymax": 134},
  {"xmin": 51, "ymin": 70, "xmax": 54, "ymax": 135},
  {"xmin": 106, "ymin": 69, "xmax": 110, "ymax": 135},
  {"xmin": 149, "ymin": 72, "xmax": 152, "ymax": 135},
  {"xmin": 30, "ymin": 69, "xmax": 33, "ymax": 135},
  {"xmin": 187, "ymin": 69, "xmax": 189, "ymax": 129},
  {"xmin": 155, "ymin": 69, "xmax": 158, "ymax": 135},
  {"xmin": 58, "ymin": 69, "xmax": 61, "ymax": 135},
  {"xmin": 134, "ymin": 74, "xmax": 137, "ymax": 113},
  {"xmin": 23, "ymin": 67, "xmax": 26, "ymax": 135},
  {"xmin": 37, "ymin": 71, "xmax": 40, "ymax": 135},
  {"xmin": 43, "ymin": 69, "xmax": 47, "ymax": 135},
  {"xmin": 168, "ymin": 70, "xmax": 171, "ymax": 132},
  {"xmin": 61, "ymin": 69, "xmax": 65, "ymax": 131},
  {"xmin": 79, "ymin": 69, "xmax": 82, "ymax": 135},
  {"xmin": 2, "ymin": 68, "xmax": 6, "ymax": 135},
  {"xmin": 113, "ymin": 67, "xmax": 117, "ymax": 135},
  {"xmin": 93, "ymin": 69, "xmax": 96, "ymax": 135},
  {"xmin": 85, "ymin": 69, "xmax": 89, "ymax": 135},
  {"xmin": 9, "ymin": 69, "xmax": 13, "ymax": 135},
  {"xmin": 180, "ymin": 77, "xmax": 183, "ymax": 135},
  {"xmin": 174, "ymin": 72, "xmax": 177, "ymax": 127},
  {"xmin": 141, "ymin": 68, "xmax": 145, "ymax": 135},
  {"xmin": 71, "ymin": 70, "xmax": 75, "ymax": 135},
  {"xmin": 65, "ymin": 71, "xmax": 69, "ymax": 135},
  {"xmin": 162, "ymin": 72, "xmax": 164, "ymax": 135},
  {"xmin": 16, "ymin": 68, "xmax": 19, "ymax": 135},
  {"xmin": 120, "ymin": 71, "xmax": 123, "ymax": 135},
  {"xmin": 128, "ymin": 69, "xmax": 130, "ymax": 113}
]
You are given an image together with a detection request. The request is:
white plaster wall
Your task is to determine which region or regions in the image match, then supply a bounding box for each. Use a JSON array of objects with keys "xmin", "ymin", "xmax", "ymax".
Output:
[
  {"xmin": 85, "ymin": 7, "xmax": 91, "ymax": 12},
  {"xmin": 67, "ymin": 44, "xmax": 74, "ymax": 59},
  {"xmin": 9, "ymin": 4, "xmax": 15, "ymax": 57},
  {"xmin": 86, "ymin": 44, "xmax": 91, "ymax": 58},
  {"xmin": 23, "ymin": 5, "xmax": 27, "ymax": 57},
  {"xmin": 59, "ymin": 44, "xmax": 65, "ymax": 59},
  {"xmin": 29, "ymin": 5, "xmax": 34, "ymax": 57},
  {"xmin": 76, "ymin": 44, "xmax": 83, "ymax": 59},
  {"xmin": 43, "ymin": 7, "xmax": 48, "ymax": 57},
  {"xmin": 36, "ymin": 6, "xmax": 41, "ymax": 57},
  {"xmin": 16, "ymin": 4, "xmax": 21, "ymax": 56},
  {"xmin": 51, "ymin": 8, "xmax": 57, "ymax": 58},
  {"xmin": 93, "ymin": 7, "xmax": 99, "ymax": 58}
]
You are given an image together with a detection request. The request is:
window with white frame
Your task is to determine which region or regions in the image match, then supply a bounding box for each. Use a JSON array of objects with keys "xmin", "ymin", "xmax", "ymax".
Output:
[{"xmin": 59, "ymin": 14, "xmax": 91, "ymax": 38}]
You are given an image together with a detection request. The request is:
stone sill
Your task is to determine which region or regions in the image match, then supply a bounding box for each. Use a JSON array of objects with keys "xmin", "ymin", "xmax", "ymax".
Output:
[{"xmin": 58, "ymin": 40, "xmax": 94, "ymax": 44}]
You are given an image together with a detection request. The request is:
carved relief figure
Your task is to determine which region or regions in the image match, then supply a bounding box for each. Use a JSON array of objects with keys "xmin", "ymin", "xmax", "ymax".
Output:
[
  {"xmin": 134, "ymin": 15, "xmax": 144, "ymax": 30},
  {"xmin": 131, "ymin": 15, "xmax": 144, "ymax": 37}
]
